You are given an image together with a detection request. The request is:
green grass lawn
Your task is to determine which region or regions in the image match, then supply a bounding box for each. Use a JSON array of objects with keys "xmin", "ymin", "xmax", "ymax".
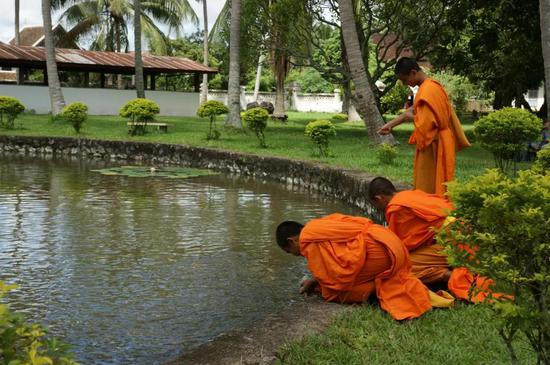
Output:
[
  {"xmin": 2, "ymin": 111, "xmax": 507, "ymax": 185},
  {"xmin": 276, "ymin": 303, "xmax": 536, "ymax": 364}
]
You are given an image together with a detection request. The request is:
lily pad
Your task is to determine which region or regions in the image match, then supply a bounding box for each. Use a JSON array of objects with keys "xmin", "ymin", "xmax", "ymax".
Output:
[{"xmin": 92, "ymin": 166, "xmax": 218, "ymax": 179}]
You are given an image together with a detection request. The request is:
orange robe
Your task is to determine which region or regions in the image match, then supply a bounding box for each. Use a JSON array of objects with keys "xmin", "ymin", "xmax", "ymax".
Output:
[
  {"xmin": 386, "ymin": 190, "xmax": 502, "ymax": 302},
  {"xmin": 386, "ymin": 190, "xmax": 453, "ymax": 284},
  {"xmin": 409, "ymin": 79, "xmax": 468, "ymax": 197},
  {"xmin": 299, "ymin": 213, "xmax": 432, "ymax": 320}
]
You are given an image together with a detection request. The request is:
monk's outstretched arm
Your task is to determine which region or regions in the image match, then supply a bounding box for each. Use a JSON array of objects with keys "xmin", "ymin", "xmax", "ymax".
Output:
[{"xmin": 378, "ymin": 107, "xmax": 414, "ymax": 135}]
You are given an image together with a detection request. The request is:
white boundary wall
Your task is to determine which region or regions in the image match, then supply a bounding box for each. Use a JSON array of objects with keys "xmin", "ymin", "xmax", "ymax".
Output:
[
  {"xmin": 208, "ymin": 88, "xmax": 343, "ymax": 113},
  {"xmin": 0, "ymin": 85, "xmax": 200, "ymax": 116}
]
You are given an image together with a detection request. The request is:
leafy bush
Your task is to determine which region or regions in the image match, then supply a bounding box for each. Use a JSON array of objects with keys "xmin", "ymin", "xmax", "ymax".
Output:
[
  {"xmin": 245, "ymin": 68, "xmax": 275, "ymax": 92},
  {"xmin": 430, "ymin": 71, "xmax": 482, "ymax": 117},
  {"xmin": 532, "ymin": 147, "xmax": 550, "ymax": 173},
  {"xmin": 438, "ymin": 169, "xmax": 550, "ymax": 364},
  {"xmin": 197, "ymin": 100, "xmax": 229, "ymax": 140},
  {"xmin": 242, "ymin": 107, "xmax": 269, "ymax": 148},
  {"xmin": 61, "ymin": 102, "xmax": 88, "ymax": 133},
  {"xmin": 0, "ymin": 96, "xmax": 25, "ymax": 129},
  {"xmin": 380, "ymin": 84, "xmax": 411, "ymax": 114},
  {"xmin": 0, "ymin": 281, "xmax": 78, "ymax": 364},
  {"xmin": 376, "ymin": 143, "xmax": 398, "ymax": 165},
  {"xmin": 330, "ymin": 113, "xmax": 348, "ymax": 122},
  {"xmin": 285, "ymin": 68, "xmax": 334, "ymax": 93},
  {"xmin": 305, "ymin": 120, "xmax": 336, "ymax": 157},
  {"xmin": 474, "ymin": 108, "xmax": 541, "ymax": 173},
  {"xmin": 120, "ymin": 98, "xmax": 160, "ymax": 136}
]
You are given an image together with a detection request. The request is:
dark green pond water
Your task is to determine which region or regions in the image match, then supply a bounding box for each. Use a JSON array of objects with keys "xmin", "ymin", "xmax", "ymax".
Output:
[{"xmin": 0, "ymin": 155, "xmax": 360, "ymax": 364}]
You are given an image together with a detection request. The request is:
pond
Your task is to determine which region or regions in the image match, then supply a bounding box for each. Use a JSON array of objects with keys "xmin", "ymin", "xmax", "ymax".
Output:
[{"xmin": 0, "ymin": 155, "xmax": 361, "ymax": 364}]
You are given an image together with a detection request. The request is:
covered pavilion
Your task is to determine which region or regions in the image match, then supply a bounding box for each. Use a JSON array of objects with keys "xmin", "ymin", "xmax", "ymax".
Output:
[{"xmin": 0, "ymin": 43, "xmax": 216, "ymax": 91}]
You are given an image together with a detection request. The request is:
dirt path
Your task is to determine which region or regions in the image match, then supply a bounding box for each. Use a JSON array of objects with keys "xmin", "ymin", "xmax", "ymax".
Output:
[{"xmin": 165, "ymin": 297, "xmax": 349, "ymax": 365}]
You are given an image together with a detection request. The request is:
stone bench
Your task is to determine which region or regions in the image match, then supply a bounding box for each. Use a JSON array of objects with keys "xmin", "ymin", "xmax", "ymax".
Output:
[{"xmin": 127, "ymin": 122, "xmax": 169, "ymax": 133}]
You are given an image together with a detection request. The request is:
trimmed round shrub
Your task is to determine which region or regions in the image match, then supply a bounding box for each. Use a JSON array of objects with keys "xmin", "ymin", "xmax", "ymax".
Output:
[
  {"xmin": 242, "ymin": 107, "xmax": 269, "ymax": 148},
  {"xmin": 120, "ymin": 98, "xmax": 160, "ymax": 122},
  {"xmin": 376, "ymin": 143, "xmax": 398, "ymax": 165},
  {"xmin": 331, "ymin": 113, "xmax": 348, "ymax": 122},
  {"xmin": 197, "ymin": 100, "xmax": 229, "ymax": 118},
  {"xmin": 62, "ymin": 102, "xmax": 88, "ymax": 133},
  {"xmin": 474, "ymin": 108, "xmax": 541, "ymax": 173},
  {"xmin": 532, "ymin": 146, "xmax": 550, "ymax": 173},
  {"xmin": 305, "ymin": 119, "xmax": 336, "ymax": 157},
  {"xmin": 120, "ymin": 98, "xmax": 160, "ymax": 135},
  {"xmin": 197, "ymin": 100, "xmax": 229, "ymax": 140},
  {"xmin": 0, "ymin": 96, "xmax": 25, "ymax": 129}
]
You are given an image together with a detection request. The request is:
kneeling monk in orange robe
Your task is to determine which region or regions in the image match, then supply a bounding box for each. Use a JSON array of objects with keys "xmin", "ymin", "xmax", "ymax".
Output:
[
  {"xmin": 368, "ymin": 176, "xmax": 503, "ymax": 303},
  {"xmin": 275, "ymin": 213, "xmax": 450, "ymax": 320}
]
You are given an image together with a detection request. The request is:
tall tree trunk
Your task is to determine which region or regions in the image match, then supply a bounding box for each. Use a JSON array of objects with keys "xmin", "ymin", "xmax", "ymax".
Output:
[
  {"xmin": 14, "ymin": 0, "xmax": 19, "ymax": 46},
  {"xmin": 340, "ymin": 30, "xmax": 351, "ymax": 114},
  {"xmin": 337, "ymin": 0, "xmax": 392, "ymax": 144},
  {"xmin": 537, "ymin": 99, "xmax": 547, "ymax": 119},
  {"xmin": 272, "ymin": 44, "xmax": 287, "ymax": 119},
  {"xmin": 225, "ymin": 0, "xmax": 242, "ymax": 128},
  {"xmin": 200, "ymin": 0, "xmax": 209, "ymax": 104},
  {"xmin": 272, "ymin": 25, "xmax": 287, "ymax": 119},
  {"xmin": 541, "ymin": 0, "xmax": 550, "ymax": 121},
  {"xmin": 116, "ymin": 23, "xmax": 124, "ymax": 89},
  {"xmin": 516, "ymin": 92, "xmax": 533, "ymax": 112},
  {"xmin": 15, "ymin": 0, "xmax": 21, "ymax": 84},
  {"xmin": 342, "ymin": 81, "xmax": 351, "ymax": 114},
  {"xmin": 134, "ymin": 0, "xmax": 145, "ymax": 98},
  {"xmin": 42, "ymin": 0, "xmax": 65, "ymax": 115},
  {"xmin": 253, "ymin": 54, "xmax": 265, "ymax": 102},
  {"xmin": 494, "ymin": 89, "xmax": 514, "ymax": 110}
]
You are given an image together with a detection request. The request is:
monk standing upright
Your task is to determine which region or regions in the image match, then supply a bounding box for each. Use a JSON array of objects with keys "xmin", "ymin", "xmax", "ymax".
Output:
[
  {"xmin": 276, "ymin": 213, "xmax": 452, "ymax": 321},
  {"xmin": 378, "ymin": 58, "xmax": 469, "ymax": 196},
  {"xmin": 368, "ymin": 176, "xmax": 505, "ymax": 303}
]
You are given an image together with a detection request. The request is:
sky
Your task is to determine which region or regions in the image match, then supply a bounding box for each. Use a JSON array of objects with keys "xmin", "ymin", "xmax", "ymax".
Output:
[{"xmin": 0, "ymin": 0, "xmax": 227, "ymax": 46}]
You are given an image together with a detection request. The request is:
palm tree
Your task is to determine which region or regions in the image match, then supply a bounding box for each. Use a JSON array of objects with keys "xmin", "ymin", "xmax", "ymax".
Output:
[
  {"xmin": 14, "ymin": 0, "xmax": 21, "ymax": 84},
  {"xmin": 337, "ymin": 0, "xmax": 392, "ymax": 143},
  {"xmin": 225, "ymin": 0, "xmax": 242, "ymax": 128},
  {"xmin": 199, "ymin": 0, "xmax": 209, "ymax": 104},
  {"xmin": 540, "ymin": 0, "xmax": 550, "ymax": 121},
  {"xmin": 53, "ymin": 0, "xmax": 198, "ymax": 55},
  {"xmin": 42, "ymin": 0, "xmax": 66, "ymax": 115},
  {"xmin": 134, "ymin": 0, "xmax": 144, "ymax": 98},
  {"xmin": 14, "ymin": 0, "xmax": 19, "ymax": 45}
]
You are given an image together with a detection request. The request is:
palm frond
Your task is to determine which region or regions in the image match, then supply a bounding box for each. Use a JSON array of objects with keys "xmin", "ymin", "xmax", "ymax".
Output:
[
  {"xmin": 140, "ymin": 12, "xmax": 169, "ymax": 55},
  {"xmin": 209, "ymin": 0, "xmax": 229, "ymax": 44}
]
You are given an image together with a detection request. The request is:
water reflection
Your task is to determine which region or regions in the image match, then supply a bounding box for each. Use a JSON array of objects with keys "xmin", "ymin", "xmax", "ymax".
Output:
[{"xmin": 0, "ymin": 155, "xmax": 362, "ymax": 364}]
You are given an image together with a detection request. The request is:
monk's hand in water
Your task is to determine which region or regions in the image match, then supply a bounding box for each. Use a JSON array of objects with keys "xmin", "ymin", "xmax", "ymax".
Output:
[{"xmin": 299, "ymin": 278, "xmax": 318, "ymax": 295}]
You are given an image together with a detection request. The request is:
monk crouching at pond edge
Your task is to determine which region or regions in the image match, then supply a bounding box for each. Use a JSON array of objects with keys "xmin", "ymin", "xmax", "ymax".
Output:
[
  {"xmin": 275, "ymin": 213, "xmax": 453, "ymax": 320},
  {"xmin": 368, "ymin": 176, "xmax": 508, "ymax": 303}
]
